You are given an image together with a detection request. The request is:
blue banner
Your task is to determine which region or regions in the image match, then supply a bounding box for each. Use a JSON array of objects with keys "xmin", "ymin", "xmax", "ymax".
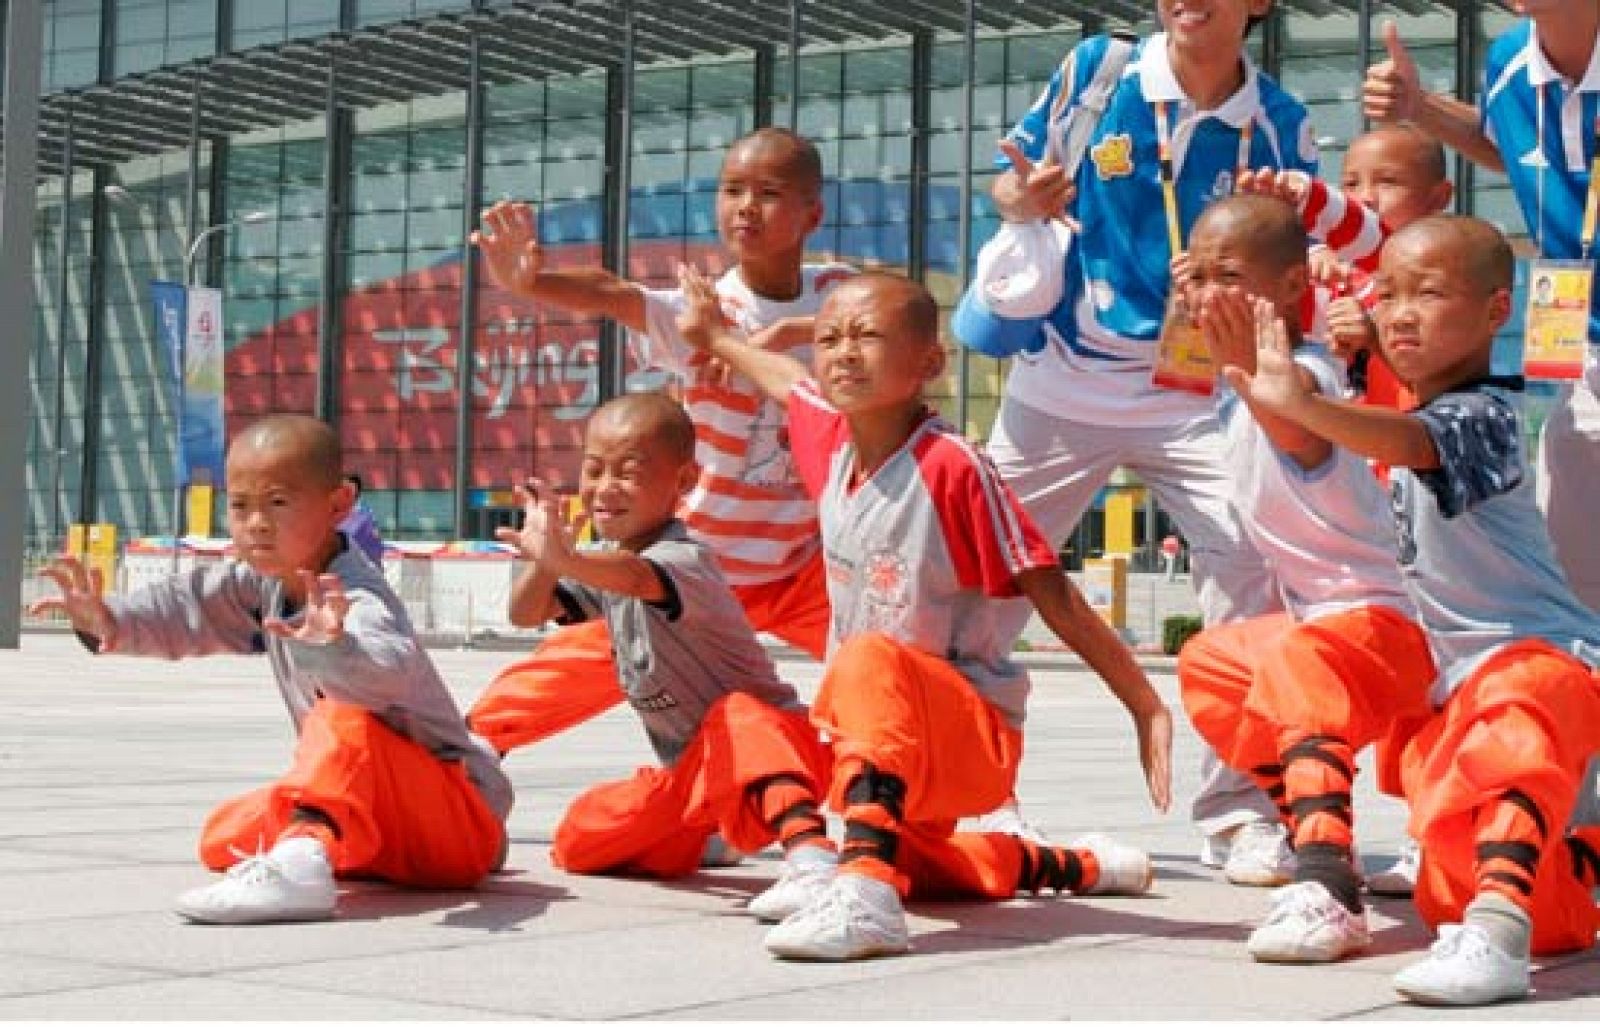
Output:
[{"xmin": 150, "ymin": 280, "xmax": 227, "ymax": 488}]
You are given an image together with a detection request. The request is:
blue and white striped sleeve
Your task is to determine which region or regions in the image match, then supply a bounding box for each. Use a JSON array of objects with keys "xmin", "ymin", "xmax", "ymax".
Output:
[{"xmin": 1413, "ymin": 389, "xmax": 1524, "ymax": 518}]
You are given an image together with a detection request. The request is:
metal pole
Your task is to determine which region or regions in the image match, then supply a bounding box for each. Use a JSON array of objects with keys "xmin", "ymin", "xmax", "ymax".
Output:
[
  {"xmin": 0, "ymin": 0, "xmax": 43, "ymax": 647},
  {"xmin": 599, "ymin": 0, "xmax": 635, "ymax": 404},
  {"xmin": 51, "ymin": 105, "xmax": 74, "ymax": 555},
  {"xmin": 172, "ymin": 77, "xmax": 202, "ymax": 570},
  {"xmin": 956, "ymin": 0, "xmax": 976, "ymax": 436},
  {"xmin": 1357, "ymin": 0, "xmax": 1372, "ymax": 133},
  {"xmin": 788, "ymin": 0, "xmax": 801, "ymax": 129},
  {"xmin": 454, "ymin": 25, "xmax": 485, "ymax": 538}
]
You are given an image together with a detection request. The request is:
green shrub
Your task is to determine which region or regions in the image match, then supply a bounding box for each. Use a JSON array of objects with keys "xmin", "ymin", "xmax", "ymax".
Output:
[{"xmin": 1162, "ymin": 614, "xmax": 1204, "ymax": 655}]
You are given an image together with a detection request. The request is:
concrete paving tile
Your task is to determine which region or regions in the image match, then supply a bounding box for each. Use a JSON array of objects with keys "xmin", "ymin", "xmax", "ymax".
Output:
[
  {"xmin": 0, "ymin": 878, "xmax": 691, "ymax": 975},
  {"xmin": 0, "ymin": 953, "xmax": 160, "ymax": 999},
  {"xmin": 235, "ymin": 912, "xmax": 1044, "ymax": 1019},
  {"xmin": 0, "ymin": 977, "xmax": 505, "ymax": 1019}
]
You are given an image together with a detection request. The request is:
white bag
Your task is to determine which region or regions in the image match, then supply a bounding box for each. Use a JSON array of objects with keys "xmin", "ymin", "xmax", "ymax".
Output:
[{"xmin": 973, "ymin": 218, "xmax": 1074, "ymax": 320}]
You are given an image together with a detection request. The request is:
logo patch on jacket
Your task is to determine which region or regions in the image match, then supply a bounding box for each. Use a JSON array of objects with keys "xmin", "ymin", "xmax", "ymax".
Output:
[{"xmin": 1091, "ymin": 134, "xmax": 1135, "ymax": 180}]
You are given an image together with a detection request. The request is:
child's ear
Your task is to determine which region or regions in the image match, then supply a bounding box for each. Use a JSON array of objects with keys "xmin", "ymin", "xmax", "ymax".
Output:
[
  {"xmin": 1430, "ymin": 179, "xmax": 1454, "ymax": 215},
  {"xmin": 1487, "ymin": 286, "xmax": 1513, "ymax": 331},
  {"xmin": 675, "ymin": 459, "xmax": 699, "ymax": 496},
  {"xmin": 1281, "ymin": 263, "xmax": 1309, "ymax": 308},
  {"xmin": 333, "ymin": 480, "xmax": 356, "ymax": 518},
  {"xmin": 922, "ymin": 339, "xmax": 948, "ymax": 383}
]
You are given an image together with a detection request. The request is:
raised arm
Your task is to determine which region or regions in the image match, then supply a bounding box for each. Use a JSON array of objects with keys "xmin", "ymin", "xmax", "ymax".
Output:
[
  {"xmin": 472, "ymin": 200, "xmax": 648, "ymax": 333},
  {"xmin": 1363, "ymin": 22, "xmax": 1504, "ymax": 173},
  {"xmin": 1016, "ymin": 565, "xmax": 1173, "ymax": 813},
  {"xmin": 1224, "ymin": 305, "xmax": 1439, "ymax": 470},
  {"xmin": 675, "ymin": 264, "xmax": 808, "ymax": 404}
]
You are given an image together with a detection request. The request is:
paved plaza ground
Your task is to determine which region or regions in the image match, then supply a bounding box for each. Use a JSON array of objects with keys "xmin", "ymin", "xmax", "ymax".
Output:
[{"xmin": 2, "ymin": 631, "xmax": 1597, "ymax": 1020}]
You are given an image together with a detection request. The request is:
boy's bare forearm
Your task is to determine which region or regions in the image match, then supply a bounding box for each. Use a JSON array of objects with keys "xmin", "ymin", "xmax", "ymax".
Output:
[
  {"xmin": 523, "ymin": 269, "xmax": 649, "ymax": 333},
  {"xmin": 706, "ymin": 326, "xmax": 808, "ymax": 403},
  {"xmin": 1019, "ymin": 567, "xmax": 1164, "ymax": 717},
  {"xmin": 1285, "ymin": 391, "xmax": 1439, "ymax": 470},
  {"xmin": 1416, "ymin": 93, "xmax": 1505, "ymax": 173},
  {"xmin": 506, "ymin": 562, "xmax": 562, "ymax": 627},
  {"xmin": 558, "ymin": 549, "xmax": 668, "ymax": 604}
]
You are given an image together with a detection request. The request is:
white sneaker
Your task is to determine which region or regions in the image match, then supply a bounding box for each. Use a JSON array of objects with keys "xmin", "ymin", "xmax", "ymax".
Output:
[
  {"xmin": 1223, "ymin": 821, "xmax": 1296, "ymax": 887},
  {"xmin": 764, "ymin": 873, "xmax": 911, "ymax": 961},
  {"xmin": 1392, "ymin": 923, "xmax": 1531, "ymax": 1006},
  {"xmin": 1247, "ymin": 881, "xmax": 1370, "ymax": 963},
  {"xmin": 747, "ymin": 846, "xmax": 838, "ymax": 923},
  {"xmin": 974, "ymin": 800, "xmax": 1050, "ymax": 845},
  {"xmin": 174, "ymin": 841, "xmax": 337, "ymax": 925},
  {"xmin": 1070, "ymin": 833, "xmax": 1154, "ymax": 895},
  {"xmin": 700, "ymin": 833, "xmax": 746, "ymax": 868},
  {"xmin": 1199, "ymin": 832, "xmax": 1230, "ymax": 869},
  {"xmin": 1367, "ymin": 839, "xmax": 1420, "ymax": 897}
]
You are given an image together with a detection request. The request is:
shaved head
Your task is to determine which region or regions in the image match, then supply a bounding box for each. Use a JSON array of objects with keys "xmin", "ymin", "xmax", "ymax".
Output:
[
  {"xmin": 592, "ymin": 391, "xmax": 696, "ymax": 464},
  {"xmin": 1191, "ymin": 193, "xmax": 1308, "ymax": 273},
  {"xmin": 830, "ymin": 272, "xmax": 940, "ymax": 347},
  {"xmin": 1355, "ymin": 124, "xmax": 1448, "ymax": 185},
  {"xmin": 229, "ymin": 414, "xmax": 342, "ymax": 489},
  {"xmin": 726, "ymin": 127, "xmax": 823, "ymax": 200},
  {"xmin": 1386, "ymin": 215, "xmax": 1513, "ymax": 294}
]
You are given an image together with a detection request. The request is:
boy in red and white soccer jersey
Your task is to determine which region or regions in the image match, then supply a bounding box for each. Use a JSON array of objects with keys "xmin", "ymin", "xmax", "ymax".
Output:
[
  {"xmin": 466, "ymin": 128, "xmax": 846, "ymax": 773},
  {"xmin": 677, "ymin": 267, "xmax": 1173, "ymax": 961}
]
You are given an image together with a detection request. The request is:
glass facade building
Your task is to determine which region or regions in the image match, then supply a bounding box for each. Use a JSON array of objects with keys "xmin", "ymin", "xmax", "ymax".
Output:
[{"xmin": 18, "ymin": 1, "xmax": 1525, "ymax": 564}]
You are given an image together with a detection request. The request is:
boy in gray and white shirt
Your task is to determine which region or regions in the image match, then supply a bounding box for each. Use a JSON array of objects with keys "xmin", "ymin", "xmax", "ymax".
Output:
[
  {"xmin": 33, "ymin": 414, "xmax": 512, "ymax": 926},
  {"xmin": 495, "ymin": 392, "xmax": 836, "ymax": 924}
]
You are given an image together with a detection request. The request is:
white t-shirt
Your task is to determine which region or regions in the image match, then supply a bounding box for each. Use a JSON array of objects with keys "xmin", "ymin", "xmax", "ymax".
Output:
[
  {"xmin": 1221, "ymin": 344, "xmax": 1414, "ymax": 623},
  {"xmin": 633, "ymin": 263, "xmax": 855, "ymax": 587}
]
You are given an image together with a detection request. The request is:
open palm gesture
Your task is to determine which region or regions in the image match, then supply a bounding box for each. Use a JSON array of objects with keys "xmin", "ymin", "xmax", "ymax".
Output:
[
  {"xmin": 30, "ymin": 557, "xmax": 117, "ymax": 648},
  {"xmin": 496, "ymin": 478, "xmax": 575, "ymax": 574},
  {"xmin": 265, "ymin": 571, "xmax": 350, "ymax": 645},
  {"xmin": 471, "ymin": 201, "xmax": 544, "ymax": 295}
]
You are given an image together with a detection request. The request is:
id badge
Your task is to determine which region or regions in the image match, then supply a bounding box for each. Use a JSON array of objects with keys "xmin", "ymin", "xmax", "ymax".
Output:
[
  {"xmin": 1152, "ymin": 300, "xmax": 1215, "ymax": 396},
  {"xmin": 1523, "ymin": 259, "xmax": 1592, "ymax": 381}
]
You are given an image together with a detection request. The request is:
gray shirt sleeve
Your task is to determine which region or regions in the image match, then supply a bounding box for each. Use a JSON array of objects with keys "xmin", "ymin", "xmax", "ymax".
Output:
[
  {"xmin": 277, "ymin": 582, "xmax": 436, "ymax": 711},
  {"xmin": 103, "ymin": 560, "xmax": 267, "ymax": 659}
]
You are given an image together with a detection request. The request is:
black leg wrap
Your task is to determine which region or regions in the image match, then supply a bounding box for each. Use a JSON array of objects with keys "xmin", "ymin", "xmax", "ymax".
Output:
[
  {"xmin": 844, "ymin": 764, "xmax": 907, "ymax": 821},
  {"xmin": 1296, "ymin": 842, "xmax": 1362, "ymax": 913},
  {"xmin": 842, "ymin": 821, "xmax": 900, "ymax": 866},
  {"xmin": 1281, "ymin": 735, "xmax": 1354, "ymax": 780},
  {"xmin": 1500, "ymin": 789, "xmax": 1549, "ymax": 840},
  {"xmin": 1567, "ymin": 833, "xmax": 1600, "ymax": 885}
]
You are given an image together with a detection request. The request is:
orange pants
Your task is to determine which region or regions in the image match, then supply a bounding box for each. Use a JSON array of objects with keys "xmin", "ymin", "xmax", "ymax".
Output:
[
  {"xmin": 468, "ymin": 552, "xmax": 829, "ymax": 755},
  {"xmin": 811, "ymin": 633, "xmax": 1033, "ymax": 899},
  {"xmin": 1179, "ymin": 607, "xmax": 1434, "ymax": 850},
  {"xmin": 552, "ymin": 692, "xmax": 832, "ymax": 878},
  {"xmin": 1399, "ymin": 641, "xmax": 1600, "ymax": 955},
  {"xmin": 199, "ymin": 700, "xmax": 507, "ymax": 889}
]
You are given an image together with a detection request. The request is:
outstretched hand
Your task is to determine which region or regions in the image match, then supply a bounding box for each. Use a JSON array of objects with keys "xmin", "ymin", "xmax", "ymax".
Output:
[
  {"xmin": 1223, "ymin": 297, "xmax": 1311, "ymax": 416},
  {"xmin": 265, "ymin": 571, "xmax": 350, "ymax": 645},
  {"xmin": 1235, "ymin": 167, "xmax": 1312, "ymax": 211},
  {"xmin": 676, "ymin": 263, "xmax": 729, "ymax": 355},
  {"xmin": 30, "ymin": 556, "xmax": 117, "ymax": 647},
  {"xmin": 495, "ymin": 477, "xmax": 575, "ymax": 574},
  {"xmin": 1198, "ymin": 285, "xmax": 1257, "ymax": 375},
  {"xmin": 997, "ymin": 138, "xmax": 1078, "ymax": 227},
  {"xmin": 471, "ymin": 201, "xmax": 544, "ymax": 295}
]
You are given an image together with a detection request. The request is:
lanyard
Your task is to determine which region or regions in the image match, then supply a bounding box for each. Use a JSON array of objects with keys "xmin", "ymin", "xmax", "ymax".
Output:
[
  {"xmin": 1535, "ymin": 82, "xmax": 1600, "ymax": 260},
  {"xmin": 1152, "ymin": 100, "xmax": 1255, "ymax": 257}
]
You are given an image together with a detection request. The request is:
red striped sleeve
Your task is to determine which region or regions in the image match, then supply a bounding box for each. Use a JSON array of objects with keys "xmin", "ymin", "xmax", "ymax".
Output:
[
  {"xmin": 785, "ymin": 380, "xmax": 848, "ymax": 501},
  {"xmin": 912, "ymin": 424, "xmax": 1056, "ymax": 597}
]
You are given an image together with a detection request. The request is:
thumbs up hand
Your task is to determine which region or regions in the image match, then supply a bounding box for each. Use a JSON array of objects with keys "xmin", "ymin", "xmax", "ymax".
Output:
[{"xmin": 1363, "ymin": 21, "xmax": 1422, "ymax": 123}]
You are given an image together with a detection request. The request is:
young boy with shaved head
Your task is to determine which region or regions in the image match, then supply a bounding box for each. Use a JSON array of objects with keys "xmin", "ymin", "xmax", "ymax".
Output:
[
  {"xmin": 678, "ymin": 268, "xmax": 1171, "ymax": 961},
  {"xmin": 1231, "ymin": 214, "xmax": 1600, "ymax": 1006},
  {"xmin": 1173, "ymin": 194, "xmax": 1435, "ymax": 964},
  {"xmin": 32, "ymin": 414, "xmax": 513, "ymax": 924},
  {"xmin": 494, "ymin": 391, "xmax": 835, "ymax": 926}
]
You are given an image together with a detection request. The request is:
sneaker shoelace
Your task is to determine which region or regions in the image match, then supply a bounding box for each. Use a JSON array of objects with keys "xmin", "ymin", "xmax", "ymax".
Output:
[{"xmin": 222, "ymin": 844, "xmax": 286, "ymax": 886}]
